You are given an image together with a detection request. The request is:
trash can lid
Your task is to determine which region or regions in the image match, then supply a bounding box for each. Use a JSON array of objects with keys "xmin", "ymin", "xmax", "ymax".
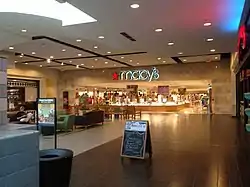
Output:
[{"xmin": 40, "ymin": 149, "xmax": 73, "ymax": 161}]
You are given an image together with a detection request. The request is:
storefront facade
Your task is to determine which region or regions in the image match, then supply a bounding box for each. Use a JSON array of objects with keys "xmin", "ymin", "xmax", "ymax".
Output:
[{"xmin": 58, "ymin": 59, "xmax": 232, "ymax": 114}]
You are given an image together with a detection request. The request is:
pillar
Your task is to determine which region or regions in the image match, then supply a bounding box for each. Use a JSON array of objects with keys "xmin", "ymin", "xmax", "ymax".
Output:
[{"xmin": 0, "ymin": 57, "xmax": 7, "ymax": 125}]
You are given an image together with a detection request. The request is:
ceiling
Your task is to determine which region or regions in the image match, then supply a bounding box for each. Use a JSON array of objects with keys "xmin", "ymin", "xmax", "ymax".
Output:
[{"xmin": 0, "ymin": 0, "xmax": 245, "ymax": 70}]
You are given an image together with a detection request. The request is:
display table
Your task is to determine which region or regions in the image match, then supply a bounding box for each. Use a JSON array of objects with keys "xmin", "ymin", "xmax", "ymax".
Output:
[
  {"xmin": 0, "ymin": 127, "xmax": 39, "ymax": 187},
  {"xmin": 109, "ymin": 102, "xmax": 190, "ymax": 112}
]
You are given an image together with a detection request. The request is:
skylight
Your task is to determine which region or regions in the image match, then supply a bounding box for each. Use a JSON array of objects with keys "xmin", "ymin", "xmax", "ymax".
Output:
[{"xmin": 0, "ymin": 0, "xmax": 97, "ymax": 26}]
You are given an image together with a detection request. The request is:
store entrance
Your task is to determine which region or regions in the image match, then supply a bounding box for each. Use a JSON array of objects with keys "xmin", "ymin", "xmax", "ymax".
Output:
[{"xmin": 76, "ymin": 80, "xmax": 212, "ymax": 114}]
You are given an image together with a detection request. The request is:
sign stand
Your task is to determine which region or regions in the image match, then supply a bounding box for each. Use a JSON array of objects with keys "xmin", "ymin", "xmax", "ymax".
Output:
[
  {"xmin": 120, "ymin": 120, "xmax": 152, "ymax": 160},
  {"xmin": 36, "ymin": 98, "xmax": 57, "ymax": 149}
]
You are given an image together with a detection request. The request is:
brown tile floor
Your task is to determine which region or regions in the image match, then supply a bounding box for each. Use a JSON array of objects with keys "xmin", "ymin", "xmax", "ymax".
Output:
[{"xmin": 70, "ymin": 114, "xmax": 250, "ymax": 187}]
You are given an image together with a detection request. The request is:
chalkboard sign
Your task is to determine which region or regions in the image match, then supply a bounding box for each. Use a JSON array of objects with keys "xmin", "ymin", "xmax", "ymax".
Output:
[{"xmin": 121, "ymin": 120, "xmax": 152, "ymax": 159}]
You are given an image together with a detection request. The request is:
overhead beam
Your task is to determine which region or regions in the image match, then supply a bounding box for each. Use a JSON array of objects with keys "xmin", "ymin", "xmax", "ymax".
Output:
[{"xmin": 32, "ymin": 36, "xmax": 133, "ymax": 67}]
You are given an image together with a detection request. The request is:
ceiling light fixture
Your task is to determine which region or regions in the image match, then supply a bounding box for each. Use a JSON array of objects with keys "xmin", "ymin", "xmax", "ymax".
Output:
[
  {"xmin": 9, "ymin": 46, "xmax": 14, "ymax": 50},
  {"xmin": 130, "ymin": 4, "xmax": 140, "ymax": 8},
  {"xmin": 1, "ymin": 0, "xmax": 97, "ymax": 26},
  {"xmin": 168, "ymin": 42, "xmax": 174, "ymax": 46},
  {"xmin": 215, "ymin": 57, "xmax": 218, "ymax": 60},
  {"xmin": 20, "ymin": 55, "xmax": 23, "ymax": 58},
  {"xmin": 50, "ymin": 56, "xmax": 54, "ymax": 59},
  {"xmin": 137, "ymin": 63, "xmax": 139, "ymax": 65},
  {"xmin": 130, "ymin": 60, "xmax": 132, "ymax": 62},
  {"xmin": 62, "ymin": 49, "xmax": 66, "ymax": 52},
  {"xmin": 61, "ymin": 62, "xmax": 64, "ymax": 65},
  {"xmin": 98, "ymin": 36, "xmax": 104, "ymax": 39},
  {"xmin": 157, "ymin": 57, "xmax": 161, "ymax": 60},
  {"xmin": 40, "ymin": 65, "xmax": 42, "ymax": 67},
  {"xmin": 107, "ymin": 51, "xmax": 111, "ymax": 54},
  {"xmin": 204, "ymin": 22, "xmax": 212, "ymax": 27},
  {"xmin": 32, "ymin": 52, "xmax": 36, "ymax": 55},
  {"xmin": 155, "ymin": 28, "xmax": 163, "ymax": 32},
  {"xmin": 163, "ymin": 61, "xmax": 166, "ymax": 63},
  {"xmin": 21, "ymin": 29, "xmax": 27, "ymax": 32},
  {"xmin": 114, "ymin": 64, "xmax": 116, "ymax": 66},
  {"xmin": 94, "ymin": 46, "xmax": 98, "ymax": 49},
  {"xmin": 47, "ymin": 59, "xmax": 51, "ymax": 63},
  {"xmin": 92, "ymin": 66, "xmax": 94, "ymax": 68},
  {"xmin": 76, "ymin": 65, "xmax": 79, "ymax": 68},
  {"xmin": 95, "ymin": 59, "xmax": 98, "ymax": 61},
  {"xmin": 206, "ymin": 38, "xmax": 214, "ymax": 42},
  {"xmin": 78, "ymin": 53, "xmax": 82, "ymax": 56},
  {"xmin": 76, "ymin": 39, "xmax": 81, "ymax": 42},
  {"xmin": 25, "ymin": 62, "xmax": 28, "ymax": 64},
  {"xmin": 105, "ymin": 61, "xmax": 108, "ymax": 64},
  {"xmin": 183, "ymin": 59, "xmax": 187, "ymax": 62},
  {"xmin": 121, "ymin": 56, "xmax": 124, "ymax": 59},
  {"xmin": 14, "ymin": 60, "xmax": 17, "ymax": 63},
  {"xmin": 210, "ymin": 49, "xmax": 216, "ymax": 52},
  {"xmin": 81, "ymin": 64, "xmax": 84, "ymax": 66},
  {"xmin": 178, "ymin": 52, "xmax": 183, "ymax": 55}
]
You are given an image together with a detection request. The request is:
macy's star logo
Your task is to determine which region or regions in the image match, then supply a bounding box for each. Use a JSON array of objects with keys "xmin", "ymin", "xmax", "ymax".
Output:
[{"xmin": 112, "ymin": 72, "xmax": 119, "ymax": 80}]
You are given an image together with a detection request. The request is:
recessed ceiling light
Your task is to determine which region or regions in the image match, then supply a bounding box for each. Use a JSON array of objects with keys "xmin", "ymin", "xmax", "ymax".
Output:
[
  {"xmin": 78, "ymin": 53, "xmax": 82, "ymax": 56},
  {"xmin": 114, "ymin": 64, "xmax": 116, "ymax": 66},
  {"xmin": 210, "ymin": 49, "xmax": 216, "ymax": 52},
  {"xmin": 155, "ymin": 28, "xmax": 163, "ymax": 32},
  {"xmin": 121, "ymin": 56, "xmax": 124, "ymax": 59},
  {"xmin": 157, "ymin": 57, "xmax": 161, "ymax": 60},
  {"xmin": 62, "ymin": 49, "xmax": 66, "ymax": 52},
  {"xmin": 94, "ymin": 46, "xmax": 98, "ymax": 49},
  {"xmin": 9, "ymin": 46, "xmax": 14, "ymax": 50},
  {"xmin": 40, "ymin": 65, "xmax": 43, "ymax": 67},
  {"xmin": 105, "ymin": 61, "xmax": 108, "ymax": 64},
  {"xmin": 137, "ymin": 62, "xmax": 140, "ymax": 65},
  {"xmin": 216, "ymin": 66, "xmax": 218, "ymax": 69},
  {"xmin": 98, "ymin": 36, "xmax": 104, "ymax": 39},
  {"xmin": 50, "ymin": 56, "xmax": 54, "ymax": 59},
  {"xmin": 168, "ymin": 42, "xmax": 174, "ymax": 46},
  {"xmin": 76, "ymin": 39, "xmax": 82, "ymax": 42},
  {"xmin": 81, "ymin": 64, "xmax": 84, "ymax": 66},
  {"xmin": 14, "ymin": 60, "xmax": 17, "ymax": 63},
  {"xmin": 206, "ymin": 38, "xmax": 214, "ymax": 42},
  {"xmin": 95, "ymin": 59, "xmax": 98, "ymax": 61},
  {"xmin": 130, "ymin": 4, "xmax": 140, "ymax": 8},
  {"xmin": 69, "ymin": 61, "xmax": 72, "ymax": 63},
  {"xmin": 47, "ymin": 59, "xmax": 51, "ymax": 63},
  {"xmin": 107, "ymin": 51, "xmax": 111, "ymax": 54},
  {"xmin": 21, "ymin": 29, "xmax": 27, "ymax": 32},
  {"xmin": 76, "ymin": 65, "xmax": 79, "ymax": 68},
  {"xmin": 163, "ymin": 61, "xmax": 166, "ymax": 63},
  {"xmin": 183, "ymin": 59, "xmax": 187, "ymax": 62},
  {"xmin": 32, "ymin": 52, "xmax": 36, "ymax": 55},
  {"xmin": 130, "ymin": 60, "xmax": 133, "ymax": 62},
  {"xmin": 20, "ymin": 55, "xmax": 23, "ymax": 58},
  {"xmin": 92, "ymin": 66, "xmax": 94, "ymax": 68},
  {"xmin": 178, "ymin": 52, "xmax": 183, "ymax": 55},
  {"xmin": 61, "ymin": 62, "xmax": 64, "ymax": 65},
  {"xmin": 25, "ymin": 62, "xmax": 28, "ymax": 64},
  {"xmin": 204, "ymin": 22, "xmax": 212, "ymax": 27}
]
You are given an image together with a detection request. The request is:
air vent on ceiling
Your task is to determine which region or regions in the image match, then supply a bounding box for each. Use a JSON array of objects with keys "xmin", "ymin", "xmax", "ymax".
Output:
[{"xmin": 120, "ymin": 32, "xmax": 136, "ymax": 41}]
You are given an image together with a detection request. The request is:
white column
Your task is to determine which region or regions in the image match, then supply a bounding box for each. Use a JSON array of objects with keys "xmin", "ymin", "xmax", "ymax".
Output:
[{"xmin": 0, "ymin": 57, "xmax": 7, "ymax": 125}]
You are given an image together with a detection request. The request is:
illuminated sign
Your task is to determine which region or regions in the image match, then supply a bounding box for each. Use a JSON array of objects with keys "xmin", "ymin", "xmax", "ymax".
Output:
[{"xmin": 113, "ymin": 67, "xmax": 160, "ymax": 82}]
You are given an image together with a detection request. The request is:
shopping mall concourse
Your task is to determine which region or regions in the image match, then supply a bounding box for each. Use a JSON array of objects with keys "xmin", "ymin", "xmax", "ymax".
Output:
[{"xmin": 1, "ymin": 0, "xmax": 250, "ymax": 187}]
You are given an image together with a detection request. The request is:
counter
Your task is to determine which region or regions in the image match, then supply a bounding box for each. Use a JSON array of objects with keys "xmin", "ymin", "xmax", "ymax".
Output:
[
  {"xmin": 110, "ymin": 102, "xmax": 190, "ymax": 112},
  {"xmin": 0, "ymin": 128, "xmax": 39, "ymax": 187}
]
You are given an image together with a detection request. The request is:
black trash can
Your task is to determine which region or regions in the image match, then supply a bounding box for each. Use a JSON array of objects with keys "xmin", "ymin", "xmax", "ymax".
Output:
[{"xmin": 40, "ymin": 149, "xmax": 73, "ymax": 187}]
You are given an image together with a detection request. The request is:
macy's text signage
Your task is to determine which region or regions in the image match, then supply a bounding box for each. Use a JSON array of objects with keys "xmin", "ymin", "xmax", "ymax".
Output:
[{"xmin": 113, "ymin": 67, "xmax": 160, "ymax": 82}]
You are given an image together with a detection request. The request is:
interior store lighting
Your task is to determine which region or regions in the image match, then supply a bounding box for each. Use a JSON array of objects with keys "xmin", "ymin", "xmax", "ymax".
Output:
[{"xmin": 0, "ymin": 0, "xmax": 97, "ymax": 26}]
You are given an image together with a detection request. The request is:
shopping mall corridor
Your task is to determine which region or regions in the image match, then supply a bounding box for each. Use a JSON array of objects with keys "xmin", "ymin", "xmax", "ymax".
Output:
[{"xmin": 70, "ymin": 114, "xmax": 250, "ymax": 187}]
